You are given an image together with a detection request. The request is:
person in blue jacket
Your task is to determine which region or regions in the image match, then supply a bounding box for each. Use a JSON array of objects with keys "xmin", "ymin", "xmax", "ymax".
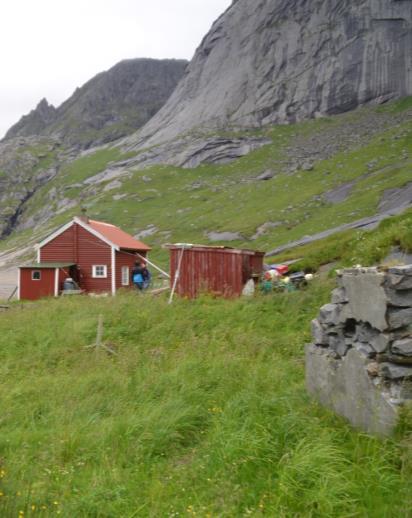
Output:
[{"xmin": 132, "ymin": 261, "xmax": 151, "ymax": 290}]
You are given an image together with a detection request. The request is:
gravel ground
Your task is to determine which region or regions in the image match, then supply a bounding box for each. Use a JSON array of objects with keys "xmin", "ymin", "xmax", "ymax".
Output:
[{"xmin": 0, "ymin": 268, "xmax": 18, "ymax": 300}]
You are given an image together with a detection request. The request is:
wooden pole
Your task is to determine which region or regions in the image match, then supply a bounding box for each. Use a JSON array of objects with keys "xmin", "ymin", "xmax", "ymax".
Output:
[
  {"xmin": 95, "ymin": 314, "xmax": 104, "ymax": 349},
  {"xmin": 168, "ymin": 247, "xmax": 186, "ymax": 304},
  {"xmin": 85, "ymin": 314, "xmax": 117, "ymax": 355}
]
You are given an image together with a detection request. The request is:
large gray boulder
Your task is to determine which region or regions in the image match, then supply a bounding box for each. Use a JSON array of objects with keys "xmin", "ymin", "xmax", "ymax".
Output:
[
  {"xmin": 306, "ymin": 345, "xmax": 399, "ymax": 436},
  {"xmin": 131, "ymin": 0, "xmax": 412, "ymax": 148},
  {"xmin": 306, "ymin": 266, "xmax": 412, "ymax": 436}
]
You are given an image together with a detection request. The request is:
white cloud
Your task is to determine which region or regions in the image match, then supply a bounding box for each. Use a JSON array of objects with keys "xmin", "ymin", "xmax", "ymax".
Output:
[{"xmin": 0, "ymin": 0, "xmax": 231, "ymax": 138}]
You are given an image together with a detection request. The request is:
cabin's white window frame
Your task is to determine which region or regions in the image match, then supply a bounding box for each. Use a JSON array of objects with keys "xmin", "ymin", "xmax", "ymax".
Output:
[
  {"xmin": 121, "ymin": 266, "xmax": 129, "ymax": 286},
  {"xmin": 92, "ymin": 265, "xmax": 108, "ymax": 278},
  {"xmin": 32, "ymin": 270, "xmax": 41, "ymax": 281}
]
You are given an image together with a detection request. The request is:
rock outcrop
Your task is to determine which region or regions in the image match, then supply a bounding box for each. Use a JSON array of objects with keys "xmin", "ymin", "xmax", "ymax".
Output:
[
  {"xmin": 306, "ymin": 266, "xmax": 412, "ymax": 436},
  {"xmin": 4, "ymin": 59, "xmax": 188, "ymax": 148},
  {"xmin": 130, "ymin": 0, "xmax": 412, "ymax": 148},
  {"xmin": 0, "ymin": 136, "xmax": 64, "ymax": 238},
  {"xmin": 4, "ymin": 99, "xmax": 57, "ymax": 139},
  {"xmin": 120, "ymin": 134, "xmax": 271, "ymax": 170}
]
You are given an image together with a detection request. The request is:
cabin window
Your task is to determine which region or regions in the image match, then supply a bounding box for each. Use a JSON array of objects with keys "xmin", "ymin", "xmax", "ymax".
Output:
[
  {"xmin": 121, "ymin": 266, "xmax": 129, "ymax": 286},
  {"xmin": 92, "ymin": 265, "xmax": 108, "ymax": 278},
  {"xmin": 32, "ymin": 270, "xmax": 41, "ymax": 281}
]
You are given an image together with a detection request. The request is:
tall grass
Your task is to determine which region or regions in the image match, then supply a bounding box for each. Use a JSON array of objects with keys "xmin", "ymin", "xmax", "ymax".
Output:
[{"xmin": 0, "ymin": 284, "xmax": 410, "ymax": 516}]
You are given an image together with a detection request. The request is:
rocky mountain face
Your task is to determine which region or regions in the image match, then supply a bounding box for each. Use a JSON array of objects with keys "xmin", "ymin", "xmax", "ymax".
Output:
[
  {"xmin": 4, "ymin": 58, "xmax": 188, "ymax": 148},
  {"xmin": 0, "ymin": 136, "xmax": 65, "ymax": 238},
  {"xmin": 131, "ymin": 0, "xmax": 412, "ymax": 148},
  {"xmin": 4, "ymin": 99, "xmax": 57, "ymax": 139}
]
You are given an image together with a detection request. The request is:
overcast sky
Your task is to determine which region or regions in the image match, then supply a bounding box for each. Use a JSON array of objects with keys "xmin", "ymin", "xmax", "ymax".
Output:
[{"xmin": 0, "ymin": 0, "xmax": 231, "ymax": 139}]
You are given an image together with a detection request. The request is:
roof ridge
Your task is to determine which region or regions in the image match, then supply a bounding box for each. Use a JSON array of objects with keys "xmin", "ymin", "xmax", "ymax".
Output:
[{"xmin": 89, "ymin": 219, "xmax": 116, "ymax": 228}]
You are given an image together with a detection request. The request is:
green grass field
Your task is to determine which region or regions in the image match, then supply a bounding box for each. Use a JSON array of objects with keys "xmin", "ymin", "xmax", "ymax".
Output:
[
  {"xmin": 1, "ymin": 98, "xmax": 412, "ymax": 516},
  {"xmin": 0, "ymin": 283, "xmax": 411, "ymax": 517}
]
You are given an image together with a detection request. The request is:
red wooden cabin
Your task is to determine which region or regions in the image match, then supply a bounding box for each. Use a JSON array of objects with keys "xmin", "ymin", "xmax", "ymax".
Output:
[
  {"xmin": 18, "ymin": 216, "xmax": 151, "ymax": 301},
  {"xmin": 167, "ymin": 244, "xmax": 265, "ymax": 299}
]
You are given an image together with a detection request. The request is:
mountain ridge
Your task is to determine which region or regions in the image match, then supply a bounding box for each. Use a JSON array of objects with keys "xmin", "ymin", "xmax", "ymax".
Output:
[
  {"xmin": 3, "ymin": 58, "xmax": 188, "ymax": 148},
  {"xmin": 126, "ymin": 0, "xmax": 412, "ymax": 149}
]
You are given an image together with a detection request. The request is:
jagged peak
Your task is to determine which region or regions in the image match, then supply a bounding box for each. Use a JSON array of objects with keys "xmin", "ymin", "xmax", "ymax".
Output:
[
  {"xmin": 2, "ymin": 58, "xmax": 188, "ymax": 146},
  {"xmin": 35, "ymin": 98, "xmax": 55, "ymax": 111}
]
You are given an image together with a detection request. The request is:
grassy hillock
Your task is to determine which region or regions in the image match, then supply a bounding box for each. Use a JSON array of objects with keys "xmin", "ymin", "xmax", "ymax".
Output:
[
  {"xmin": 271, "ymin": 207, "xmax": 412, "ymax": 273},
  {"xmin": 0, "ymin": 285, "xmax": 411, "ymax": 516}
]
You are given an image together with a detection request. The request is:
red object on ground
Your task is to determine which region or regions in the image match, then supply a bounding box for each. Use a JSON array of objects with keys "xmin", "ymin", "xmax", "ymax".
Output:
[
  {"xmin": 275, "ymin": 265, "xmax": 289, "ymax": 275},
  {"xmin": 167, "ymin": 244, "xmax": 265, "ymax": 299},
  {"xmin": 18, "ymin": 217, "xmax": 150, "ymax": 300}
]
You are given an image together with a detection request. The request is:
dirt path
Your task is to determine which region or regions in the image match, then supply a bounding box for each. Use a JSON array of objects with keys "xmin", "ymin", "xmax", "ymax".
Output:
[{"xmin": 0, "ymin": 268, "xmax": 18, "ymax": 300}]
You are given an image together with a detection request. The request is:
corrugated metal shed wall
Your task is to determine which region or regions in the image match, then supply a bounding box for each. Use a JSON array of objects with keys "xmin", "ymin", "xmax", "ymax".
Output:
[{"xmin": 169, "ymin": 246, "xmax": 264, "ymax": 299}]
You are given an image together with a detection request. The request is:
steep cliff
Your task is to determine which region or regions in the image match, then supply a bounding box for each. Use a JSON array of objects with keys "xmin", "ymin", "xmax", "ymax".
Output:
[
  {"xmin": 4, "ymin": 58, "xmax": 188, "ymax": 148},
  {"xmin": 3, "ymin": 99, "xmax": 57, "ymax": 139},
  {"xmin": 133, "ymin": 0, "xmax": 412, "ymax": 147}
]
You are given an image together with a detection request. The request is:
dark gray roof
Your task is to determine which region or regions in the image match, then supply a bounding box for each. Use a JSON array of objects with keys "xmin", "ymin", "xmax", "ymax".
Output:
[{"xmin": 19, "ymin": 262, "xmax": 76, "ymax": 269}]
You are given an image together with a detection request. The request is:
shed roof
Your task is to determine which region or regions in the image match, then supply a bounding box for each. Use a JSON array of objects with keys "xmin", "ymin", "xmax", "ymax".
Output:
[
  {"xmin": 88, "ymin": 220, "xmax": 151, "ymax": 251},
  {"xmin": 20, "ymin": 262, "xmax": 76, "ymax": 269},
  {"xmin": 165, "ymin": 243, "xmax": 265, "ymax": 256}
]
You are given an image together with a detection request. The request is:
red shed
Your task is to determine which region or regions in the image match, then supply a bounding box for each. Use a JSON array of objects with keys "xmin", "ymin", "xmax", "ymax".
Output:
[
  {"xmin": 18, "ymin": 216, "xmax": 151, "ymax": 301},
  {"xmin": 167, "ymin": 244, "xmax": 265, "ymax": 299},
  {"xmin": 18, "ymin": 263, "xmax": 77, "ymax": 301}
]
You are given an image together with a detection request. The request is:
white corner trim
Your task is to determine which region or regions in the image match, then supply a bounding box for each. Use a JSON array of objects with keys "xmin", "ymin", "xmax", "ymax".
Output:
[
  {"xmin": 17, "ymin": 268, "xmax": 21, "ymax": 301},
  {"xmin": 111, "ymin": 247, "xmax": 116, "ymax": 296},
  {"xmin": 54, "ymin": 268, "xmax": 59, "ymax": 297},
  {"xmin": 36, "ymin": 247, "xmax": 41, "ymax": 263}
]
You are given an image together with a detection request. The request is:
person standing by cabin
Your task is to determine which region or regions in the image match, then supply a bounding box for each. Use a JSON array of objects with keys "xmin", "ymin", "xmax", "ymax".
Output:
[{"xmin": 132, "ymin": 261, "xmax": 151, "ymax": 291}]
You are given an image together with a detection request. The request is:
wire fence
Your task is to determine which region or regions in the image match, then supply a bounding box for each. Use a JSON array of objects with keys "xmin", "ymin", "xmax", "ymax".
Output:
[{"xmin": 0, "ymin": 284, "xmax": 17, "ymax": 301}]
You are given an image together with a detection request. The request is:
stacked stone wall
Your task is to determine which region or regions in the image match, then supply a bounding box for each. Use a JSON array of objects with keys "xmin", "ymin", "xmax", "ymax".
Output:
[{"xmin": 306, "ymin": 266, "xmax": 412, "ymax": 435}]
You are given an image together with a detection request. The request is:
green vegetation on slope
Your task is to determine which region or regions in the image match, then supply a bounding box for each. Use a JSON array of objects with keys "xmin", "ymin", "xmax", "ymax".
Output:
[
  {"xmin": 6, "ymin": 99, "xmax": 409, "ymax": 267},
  {"xmin": 70, "ymin": 104, "xmax": 412, "ymax": 255},
  {"xmin": 1, "ymin": 98, "xmax": 411, "ymax": 276},
  {"xmin": 0, "ymin": 286, "xmax": 411, "ymax": 516},
  {"xmin": 272, "ymin": 208, "xmax": 412, "ymax": 273}
]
